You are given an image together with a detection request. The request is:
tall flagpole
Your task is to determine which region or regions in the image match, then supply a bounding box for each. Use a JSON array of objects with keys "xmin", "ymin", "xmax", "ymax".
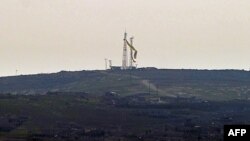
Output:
[{"xmin": 122, "ymin": 32, "xmax": 128, "ymax": 70}]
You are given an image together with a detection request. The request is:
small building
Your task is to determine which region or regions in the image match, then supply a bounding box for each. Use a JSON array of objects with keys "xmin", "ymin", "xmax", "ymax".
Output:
[{"xmin": 110, "ymin": 66, "xmax": 121, "ymax": 71}]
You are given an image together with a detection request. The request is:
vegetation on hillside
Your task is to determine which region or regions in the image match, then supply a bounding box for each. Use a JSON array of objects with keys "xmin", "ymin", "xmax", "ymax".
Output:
[{"xmin": 1, "ymin": 69, "xmax": 250, "ymax": 100}]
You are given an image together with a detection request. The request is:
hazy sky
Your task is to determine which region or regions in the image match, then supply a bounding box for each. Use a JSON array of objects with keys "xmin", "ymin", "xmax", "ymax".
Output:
[{"xmin": 1, "ymin": 0, "xmax": 250, "ymax": 76}]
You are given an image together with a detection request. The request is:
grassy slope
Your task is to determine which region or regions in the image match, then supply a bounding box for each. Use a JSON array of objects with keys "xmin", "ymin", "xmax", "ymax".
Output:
[
  {"xmin": 112, "ymin": 69, "xmax": 250, "ymax": 101},
  {"xmin": 1, "ymin": 69, "xmax": 250, "ymax": 100},
  {"xmin": 0, "ymin": 70, "xmax": 147, "ymax": 96}
]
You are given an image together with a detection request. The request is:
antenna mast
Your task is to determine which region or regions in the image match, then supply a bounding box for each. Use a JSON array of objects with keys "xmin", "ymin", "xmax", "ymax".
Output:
[
  {"xmin": 122, "ymin": 32, "xmax": 128, "ymax": 70},
  {"xmin": 105, "ymin": 58, "xmax": 108, "ymax": 70},
  {"xmin": 109, "ymin": 60, "xmax": 112, "ymax": 69}
]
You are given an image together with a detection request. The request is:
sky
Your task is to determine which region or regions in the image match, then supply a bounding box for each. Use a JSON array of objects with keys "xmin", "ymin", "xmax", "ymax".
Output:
[{"xmin": 1, "ymin": 0, "xmax": 250, "ymax": 76}]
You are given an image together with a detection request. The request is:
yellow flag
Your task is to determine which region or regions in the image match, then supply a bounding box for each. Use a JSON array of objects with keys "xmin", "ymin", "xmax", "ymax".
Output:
[{"xmin": 126, "ymin": 39, "xmax": 138, "ymax": 61}]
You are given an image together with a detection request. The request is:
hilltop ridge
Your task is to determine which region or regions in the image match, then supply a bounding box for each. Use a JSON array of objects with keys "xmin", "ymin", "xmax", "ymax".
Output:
[{"xmin": 1, "ymin": 68, "xmax": 250, "ymax": 101}]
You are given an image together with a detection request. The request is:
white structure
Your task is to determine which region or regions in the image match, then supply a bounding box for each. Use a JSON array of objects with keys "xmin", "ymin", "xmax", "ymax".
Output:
[
  {"xmin": 120, "ymin": 32, "xmax": 138, "ymax": 70},
  {"xmin": 122, "ymin": 32, "xmax": 128, "ymax": 69},
  {"xmin": 104, "ymin": 58, "xmax": 108, "ymax": 70},
  {"xmin": 109, "ymin": 60, "xmax": 112, "ymax": 69}
]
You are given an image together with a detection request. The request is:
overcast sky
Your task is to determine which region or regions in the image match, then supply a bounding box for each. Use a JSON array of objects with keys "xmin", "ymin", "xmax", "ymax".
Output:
[{"xmin": 1, "ymin": 0, "xmax": 250, "ymax": 76}]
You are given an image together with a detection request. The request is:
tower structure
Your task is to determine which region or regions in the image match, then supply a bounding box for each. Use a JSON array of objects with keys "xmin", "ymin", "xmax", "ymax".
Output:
[
  {"xmin": 104, "ymin": 58, "xmax": 108, "ymax": 70},
  {"xmin": 122, "ymin": 32, "xmax": 128, "ymax": 69},
  {"xmin": 109, "ymin": 60, "xmax": 112, "ymax": 69}
]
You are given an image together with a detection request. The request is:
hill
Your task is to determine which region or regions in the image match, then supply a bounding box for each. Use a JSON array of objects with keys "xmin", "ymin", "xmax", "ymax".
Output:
[
  {"xmin": 1, "ymin": 68, "xmax": 250, "ymax": 140},
  {"xmin": 1, "ymin": 68, "xmax": 250, "ymax": 100},
  {"xmin": 0, "ymin": 70, "xmax": 145, "ymax": 95}
]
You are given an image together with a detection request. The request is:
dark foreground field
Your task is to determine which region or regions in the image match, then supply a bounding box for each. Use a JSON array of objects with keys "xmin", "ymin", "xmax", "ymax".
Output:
[{"xmin": 1, "ymin": 92, "xmax": 250, "ymax": 141}]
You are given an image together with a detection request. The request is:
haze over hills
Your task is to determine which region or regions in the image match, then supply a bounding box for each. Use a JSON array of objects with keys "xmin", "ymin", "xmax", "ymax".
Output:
[{"xmin": 1, "ymin": 68, "xmax": 250, "ymax": 101}]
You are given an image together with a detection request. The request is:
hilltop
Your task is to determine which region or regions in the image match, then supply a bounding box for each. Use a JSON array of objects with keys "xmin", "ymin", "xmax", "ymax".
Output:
[{"xmin": 1, "ymin": 68, "xmax": 250, "ymax": 101}]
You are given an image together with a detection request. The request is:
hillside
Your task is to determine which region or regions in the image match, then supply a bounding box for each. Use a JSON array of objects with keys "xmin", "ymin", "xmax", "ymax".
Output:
[
  {"xmin": 0, "ymin": 70, "xmax": 145, "ymax": 95},
  {"xmin": 1, "ymin": 68, "xmax": 250, "ymax": 100}
]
